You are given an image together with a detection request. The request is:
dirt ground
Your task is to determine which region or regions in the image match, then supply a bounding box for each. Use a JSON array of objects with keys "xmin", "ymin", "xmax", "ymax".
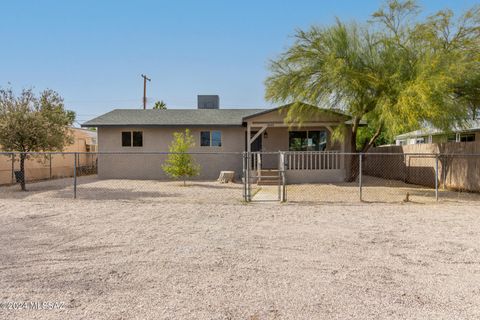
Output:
[
  {"xmin": 1, "ymin": 180, "xmax": 480, "ymax": 319},
  {"xmin": 256, "ymin": 176, "xmax": 480, "ymax": 204}
]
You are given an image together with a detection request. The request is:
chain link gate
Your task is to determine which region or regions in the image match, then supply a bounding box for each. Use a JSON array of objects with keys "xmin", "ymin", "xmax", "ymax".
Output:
[{"xmin": 243, "ymin": 152, "xmax": 286, "ymax": 202}]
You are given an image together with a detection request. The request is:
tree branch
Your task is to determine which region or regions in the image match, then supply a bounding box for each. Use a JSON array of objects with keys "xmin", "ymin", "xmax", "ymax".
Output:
[{"xmin": 361, "ymin": 122, "xmax": 384, "ymax": 153}]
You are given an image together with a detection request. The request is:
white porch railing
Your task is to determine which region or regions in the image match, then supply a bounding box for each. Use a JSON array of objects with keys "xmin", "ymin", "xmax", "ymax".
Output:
[
  {"xmin": 249, "ymin": 151, "xmax": 343, "ymax": 171},
  {"xmin": 285, "ymin": 151, "xmax": 342, "ymax": 170},
  {"xmin": 250, "ymin": 152, "xmax": 262, "ymax": 173}
]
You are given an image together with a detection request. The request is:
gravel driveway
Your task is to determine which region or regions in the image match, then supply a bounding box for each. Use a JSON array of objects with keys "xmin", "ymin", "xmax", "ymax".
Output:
[{"xmin": 1, "ymin": 189, "xmax": 480, "ymax": 319}]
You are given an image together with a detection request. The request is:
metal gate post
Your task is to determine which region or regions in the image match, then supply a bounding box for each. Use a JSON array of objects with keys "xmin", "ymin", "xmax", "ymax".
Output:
[
  {"xmin": 279, "ymin": 152, "xmax": 286, "ymax": 202},
  {"xmin": 245, "ymin": 152, "xmax": 251, "ymax": 202},
  {"xmin": 242, "ymin": 152, "xmax": 247, "ymax": 201},
  {"xmin": 359, "ymin": 153, "xmax": 363, "ymax": 202},
  {"xmin": 435, "ymin": 155, "xmax": 439, "ymax": 201},
  {"xmin": 73, "ymin": 153, "xmax": 77, "ymax": 199}
]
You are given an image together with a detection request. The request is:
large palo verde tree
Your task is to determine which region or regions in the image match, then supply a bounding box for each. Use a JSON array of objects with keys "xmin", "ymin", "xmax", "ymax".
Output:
[
  {"xmin": 0, "ymin": 88, "xmax": 75, "ymax": 190},
  {"xmin": 265, "ymin": 0, "xmax": 479, "ymax": 153}
]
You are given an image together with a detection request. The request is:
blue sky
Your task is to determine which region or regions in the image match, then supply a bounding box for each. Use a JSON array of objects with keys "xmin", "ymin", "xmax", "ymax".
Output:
[{"xmin": 0, "ymin": 0, "xmax": 477, "ymax": 125}]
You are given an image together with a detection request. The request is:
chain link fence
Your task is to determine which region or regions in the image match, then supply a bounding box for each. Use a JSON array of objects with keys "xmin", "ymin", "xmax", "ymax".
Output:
[
  {"xmin": 2, "ymin": 151, "xmax": 480, "ymax": 204},
  {"xmin": 0, "ymin": 152, "xmax": 246, "ymax": 204}
]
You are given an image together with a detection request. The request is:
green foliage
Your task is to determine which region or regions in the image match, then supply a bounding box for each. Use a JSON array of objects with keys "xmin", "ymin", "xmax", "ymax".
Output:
[
  {"xmin": 0, "ymin": 88, "xmax": 75, "ymax": 190},
  {"xmin": 265, "ymin": 0, "xmax": 480, "ymax": 151},
  {"xmin": 0, "ymin": 88, "xmax": 75, "ymax": 152},
  {"xmin": 357, "ymin": 125, "xmax": 392, "ymax": 150},
  {"xmin": 162, "ymin": 129, "xmax": 200, "ymax": 185},
  {"xmin": 153, "ymin": 100, "xmax": 167, "ymax": 110}
]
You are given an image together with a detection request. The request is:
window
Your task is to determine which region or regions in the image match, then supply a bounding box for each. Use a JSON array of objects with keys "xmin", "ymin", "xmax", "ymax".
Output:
[
  {"xmin": 200, "ymin": 131, "xmax": 210, "ymax": 146},
  {"xmin": 460, "ymin": 134, "xmax": 475, "ymax": 142},
  {"xmin": 211, "ymin": 131, "xmax": 222, "ymax": 147},
  {"xmin": 122, "ymin": 132, "xmax": 131, "ymax": 147},
  {"xmin": 132, "ymin": 131, "xmax": 143, "ymax": 147},
  {"xmin": 122, "ymin": 131, "xmax": 143, "ymax": 147},
  {"xmin": 289, "ymin": 130, "xmax": 327, "ymax": 151},
  {"xmin": 200, "ymin": 131, "xmax": 222, "ymax": 147}
]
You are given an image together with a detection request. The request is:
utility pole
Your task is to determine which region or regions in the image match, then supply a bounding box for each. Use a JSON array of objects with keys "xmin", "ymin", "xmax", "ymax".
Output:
[{"xmin": 141, "ymin": 74, "xmax": 151, "ymax": 109}]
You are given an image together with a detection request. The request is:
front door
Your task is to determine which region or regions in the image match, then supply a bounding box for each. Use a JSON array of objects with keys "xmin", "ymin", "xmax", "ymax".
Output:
[
  {"xmin": 245, "ymin": 131, "xmax": 262, "ymax": 152},
  {"xmin": 245, "ymin": 131, "xmax": 263, "ymax": 170}
]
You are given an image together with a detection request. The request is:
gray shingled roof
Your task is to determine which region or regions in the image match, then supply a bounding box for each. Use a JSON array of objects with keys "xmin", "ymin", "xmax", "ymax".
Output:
[{"xmin": 82, "ymin": 109, "xmax": 266, "ymax": 127}]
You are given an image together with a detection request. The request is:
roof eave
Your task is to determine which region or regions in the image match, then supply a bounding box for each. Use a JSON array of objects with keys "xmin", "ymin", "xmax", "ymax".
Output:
[{"xmin": 81, "ymin": 123, "xmax": 245, "ymax": 128}]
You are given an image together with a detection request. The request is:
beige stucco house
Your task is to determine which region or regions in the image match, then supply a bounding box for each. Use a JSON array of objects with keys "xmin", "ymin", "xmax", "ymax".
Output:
[{"xmin": 82, "ymin": 98, "xmax": 357, "ymax": 183}]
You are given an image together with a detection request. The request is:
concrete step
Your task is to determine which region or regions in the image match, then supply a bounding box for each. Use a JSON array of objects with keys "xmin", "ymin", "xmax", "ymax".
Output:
[
  {"xmin": 257, "ymin": 172, "xmax": 280, "ymax": 185},
  {"xmin": 257, "ymin": 180, "xmax": 280, "ymax": 186},
  {"xmin": 252, "ymin": 169, "xmax": 281, "ymax": 185},
  {"xmin": 260, "ymin": 169, "xmax": 279, "ymax": 173}
]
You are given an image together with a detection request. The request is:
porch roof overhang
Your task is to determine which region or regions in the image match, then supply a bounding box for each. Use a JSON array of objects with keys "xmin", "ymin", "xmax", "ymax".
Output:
[
  {"xmin": 241, "ymin": 103, "xmax": 366, "ymax": 127},
  {"xmin": 243, "ymin": 103, "xmax": 366, "ymax": 153},
  {"xmin": 245, "ymin": 120, "xmax": 366, "ymax": 127}
]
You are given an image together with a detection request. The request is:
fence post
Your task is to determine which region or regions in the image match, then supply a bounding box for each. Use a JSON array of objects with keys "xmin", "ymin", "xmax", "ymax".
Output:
[
  {"xmin": 442, "ymin": 154, "xmax": 446, "ymax": 190},
  {"xmin": 245, "ymin": 152, "xmax": 250, "ymax": 202},
  {"xmin": 279, "ymin": 152, "xmax": 286, "ymax": 202},
  {"xmin": 248, "ymin": 152, "xmax": 252, "ymax": 202},
  {"xmin": 73, "ymin": 153, "xmax": 77, "ymax": 199},
  {"xmin": 435, "ymin": 154, "xmax": 439, "ymax": 201},
  {"xmin": 242, "ymin": 152, "xmax": 247, "ymax": 202},
  {"xmin": 49, "ymin": 153, "xmax": 52, "ymax": 179},
  {"xmin": 359, "ymin": 153, "xmax": 363, "ymax": 202},
  {"xmin": 11, "ymin": 153, "xmax": 15, "ymax": 184}
]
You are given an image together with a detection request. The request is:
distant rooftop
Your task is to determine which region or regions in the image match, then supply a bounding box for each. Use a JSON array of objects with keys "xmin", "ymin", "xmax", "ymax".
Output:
[{"xmin": 395, "ymin": 120, "xmax": 480, "ymax": 140}]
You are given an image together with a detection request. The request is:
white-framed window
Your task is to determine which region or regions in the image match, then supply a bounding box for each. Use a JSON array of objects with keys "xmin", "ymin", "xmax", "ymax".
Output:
[
  {"xmin": 415, "ymin": 137, "xmax": 425, "ymax": 144},
  {"xmin": 288, "ymin": 130, "xmax": 327, "ymax": 151},
  {"xmin": 200, "ymin": 131, "xmax": 222, "ymax": 147},
  {"xmin": 122, "ymin": 131, "xmax": 143, "ymax": 147}
]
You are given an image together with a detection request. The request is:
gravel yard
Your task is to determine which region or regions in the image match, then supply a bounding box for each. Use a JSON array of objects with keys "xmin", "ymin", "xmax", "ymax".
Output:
[{"xmin": 1, "ymin": 180, "xmax": 480, "ymax": 319}]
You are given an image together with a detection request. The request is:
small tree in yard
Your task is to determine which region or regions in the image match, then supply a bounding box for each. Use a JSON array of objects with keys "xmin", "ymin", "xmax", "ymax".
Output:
[
  {"xmin": 0, "ymin": 88, "xmax": 75, "ymax": 191},
  {"xmin": 162, "ymin": 129, "xmax": 200, "ymax": 186}
]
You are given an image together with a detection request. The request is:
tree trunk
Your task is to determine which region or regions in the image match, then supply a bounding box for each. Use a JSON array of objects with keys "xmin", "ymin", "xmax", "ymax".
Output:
[
  {"xmin": 361, "ymin": 123, "xmax": 384, "ymax": 153},
  {"xmin": 19, "ymin": 153, "xmax": 26, "ymax": 191}
]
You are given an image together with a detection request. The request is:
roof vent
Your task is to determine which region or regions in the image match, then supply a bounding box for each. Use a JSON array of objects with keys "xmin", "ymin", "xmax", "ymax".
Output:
[{"xmin": 197, "ymin": 95, "xmax": 219, "ymax": 109}]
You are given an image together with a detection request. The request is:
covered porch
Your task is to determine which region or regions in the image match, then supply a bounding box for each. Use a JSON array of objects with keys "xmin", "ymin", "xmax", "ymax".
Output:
[{"xmin": 244, "ymin": 105, "xmax": 354, "ymax": 184}]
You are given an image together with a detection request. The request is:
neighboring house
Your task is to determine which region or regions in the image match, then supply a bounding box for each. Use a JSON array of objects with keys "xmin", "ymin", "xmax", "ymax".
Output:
[
  {"xmin": 0, "ymin": 128, "xmax": 98, "ymax": 185},
  {"xmin": 395, "ymin": 120, "xmax": 480, "ymax": 145},
  {"xmin": 82, "ymin": 95, "xmax": 360, "ymax": 183}
]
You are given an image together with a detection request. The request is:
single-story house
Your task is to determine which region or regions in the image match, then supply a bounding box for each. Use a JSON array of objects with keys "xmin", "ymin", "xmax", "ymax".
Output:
[
  {"xmin": 82, "ymin": 96, "xmax": 359, "ymax": 183},
  {"xmin": 395, "ymin": 120, "xmax": 480, "ymax": 145}
]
